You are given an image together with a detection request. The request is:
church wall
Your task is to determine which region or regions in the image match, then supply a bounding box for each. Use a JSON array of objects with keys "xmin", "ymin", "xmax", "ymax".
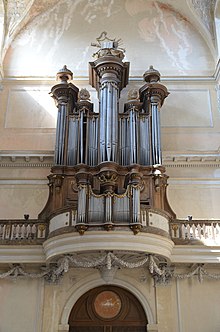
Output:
[
  {"xmin": 0, "ymin": 3, "xmax": 219, "ymax": 332},
  {"xmin": 1, "ymin": 267, "xmax": 215, "ymax": 332},
  {"xmin": 0, "ymin": 278, "xmax": 44, "ymax": 332},
  {"xmin": 1, "ymin": 78, "xmax": 219, "ymax": 151},
  {"xmin": 1, "ymin": 78, "xmax": 219, "ymax": 220}
]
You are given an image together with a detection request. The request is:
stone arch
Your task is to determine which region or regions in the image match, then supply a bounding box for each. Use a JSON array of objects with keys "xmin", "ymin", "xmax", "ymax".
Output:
[{"xmin": 59, "ymin": 276, "xmax": 155, "ymax": 331}]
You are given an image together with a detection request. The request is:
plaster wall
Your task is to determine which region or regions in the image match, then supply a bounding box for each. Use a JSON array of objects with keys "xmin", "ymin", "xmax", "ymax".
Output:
[
  {"xmin": 0, "ymin": 268, "xmax": 219, "ymax": 332},
  {"xmin": 0, "ymin": 78, "xmax": 219, "ymax": 219},
  {"xmin": 0, "ymin": 79, "xmax": 219, "ymax": 152},
  {"xmin": 0, "ymin": 278, "xmax": 44, "ymax": 332}
]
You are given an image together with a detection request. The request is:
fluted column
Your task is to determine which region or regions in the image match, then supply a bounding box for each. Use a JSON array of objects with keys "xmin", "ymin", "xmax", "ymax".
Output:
[{"xmin": 50, "ymin": 66, "xmax": 79, "ymax": 166}]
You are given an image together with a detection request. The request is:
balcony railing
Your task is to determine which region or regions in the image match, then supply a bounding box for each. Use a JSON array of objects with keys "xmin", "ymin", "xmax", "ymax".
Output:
[
  {"xmin": 170, "ymin": 220, "xmax": 220, "ymax": 245},
  {"xmin": 0, "ymin": 218, "xmax": 220, "ymax": 245},
  {"xmin": 0, "ymin": 220, "xmax": 47, "ymax": 243}
]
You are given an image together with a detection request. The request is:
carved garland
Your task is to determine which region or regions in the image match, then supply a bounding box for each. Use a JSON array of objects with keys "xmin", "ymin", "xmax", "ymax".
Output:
[{"xmin": 1, "ymin": 253, "xmax": 220, "ymax": 283}]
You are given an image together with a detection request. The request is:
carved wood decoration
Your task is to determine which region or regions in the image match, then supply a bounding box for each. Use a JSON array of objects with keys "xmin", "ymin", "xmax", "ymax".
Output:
[
  {"xmin": 68, "ymin": 286, "xmax": 147, "ymax": 332},
  {"xmin": 39, "ymin": 33, "xmax": 176, "ymax": 237}
]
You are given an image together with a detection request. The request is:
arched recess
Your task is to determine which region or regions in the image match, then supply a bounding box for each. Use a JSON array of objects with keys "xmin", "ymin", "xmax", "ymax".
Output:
[
  {"xmin": 59, "ymin": 277, "xmax": 155, "ymax": 330},
  {"xmin": 68, "ymin": 285, "xmax": 147, "ymax": 331},
  {"xmin": 215, "ymin": 0, "xmax": 220, "ymax": 58}
]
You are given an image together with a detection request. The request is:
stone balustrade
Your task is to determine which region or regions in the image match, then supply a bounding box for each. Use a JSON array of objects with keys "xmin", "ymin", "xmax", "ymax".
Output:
[
  {"xmin": 0, "ymin": 220, "xmax": 47, "ymax": 242},
  {"xmin": 1, "ymin": 218, "xmax": 220, "ymax": 245},
  {"xmin": 170, "ymin": 220, "xmax": 220, "ymax": 245}
]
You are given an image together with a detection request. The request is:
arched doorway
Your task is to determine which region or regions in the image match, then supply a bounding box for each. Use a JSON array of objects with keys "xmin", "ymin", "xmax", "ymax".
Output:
[{"xmin": 68, "ymin": 285, "xmax": 148, "ymax": 331}]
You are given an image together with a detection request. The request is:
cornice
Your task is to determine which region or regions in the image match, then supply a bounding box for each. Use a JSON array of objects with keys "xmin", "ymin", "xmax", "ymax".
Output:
[
  {"xmin": 0, "ymin": 150, "xmax": 54, "ymax": 168},
  {"xmin": 1, "ymin": 151, "xmax": 220, "ymax": 168},
  {"xmin": 171, "ymin": 245, "xmax": 220, "ymax": 263},
  {"xmin": 163, "ymin": 151, "xmax": 220, "ymax": 168},
  {"xmin": 1, "ymin": 75, "xmax": 217, "ymax": 85},
  {"xmin": 0, "ymin": 243, "xmax": 219, "ymax": 265},
  {"xmin": 0, "ymin": 245, "xmax": 45, "ymax": 263}
]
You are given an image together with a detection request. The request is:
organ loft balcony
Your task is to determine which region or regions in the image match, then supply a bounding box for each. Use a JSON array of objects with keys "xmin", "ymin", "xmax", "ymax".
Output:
[{"xmin": 36, "ymin": 32, "xmax": 176, "ymax": 262}]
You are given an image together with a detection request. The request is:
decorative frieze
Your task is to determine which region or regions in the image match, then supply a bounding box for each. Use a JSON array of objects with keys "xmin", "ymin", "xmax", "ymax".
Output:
[{"xmin": 0, "ymin": 252, "xmax": 220, "ymax": 284}]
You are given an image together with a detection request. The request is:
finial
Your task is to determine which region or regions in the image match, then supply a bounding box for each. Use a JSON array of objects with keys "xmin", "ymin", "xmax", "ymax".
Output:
[
  {"xmin": 56, "ymin": 65, "xmax": 73, "ymax": 83},
  {"xmin": 143, "ymin": 65, "xmax": 160, "ymax": 83},
  {"xmin": 91, "ymin": 32, "xmax": 125, "ymax": 59}
]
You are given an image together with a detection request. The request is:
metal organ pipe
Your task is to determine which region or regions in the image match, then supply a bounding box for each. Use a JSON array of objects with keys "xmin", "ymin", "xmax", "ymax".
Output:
[
  {"xmin": 100, "ymin": 81, "xmax": 118, "ymax": 163},
  {"xmin": 112, "ymin": 83, "xmax": 118, "ymax": 162},
  {"xmin": 100, "ymin": 85, "xmax": 106, "ymax": 162},
  {"xmin": 106, "ymin": 82, "xmax": 112, "ymax": 161},
  {"xmin": 139, "ymin": 65, "xmax": 169, "ymax": 166},
  {"xmin": 55, "ymin": 103, "xmax": 67, "ymax": 165},
  {"xmin": 78, "ymin": 185, "xmax": 87, "ymax": 223},
  {"xmin": 132, "ymin": 186, "xmax": 141, "ymax": 223},
  {"xmin": 151, "ymin": 100, "xmax": 162, "ymax": 165}
]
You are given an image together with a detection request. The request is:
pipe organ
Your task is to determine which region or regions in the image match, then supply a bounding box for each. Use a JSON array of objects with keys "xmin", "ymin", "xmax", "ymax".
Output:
[{"xmin": 41, "ymin": 33, "xmax": 175, "ymax": 236}]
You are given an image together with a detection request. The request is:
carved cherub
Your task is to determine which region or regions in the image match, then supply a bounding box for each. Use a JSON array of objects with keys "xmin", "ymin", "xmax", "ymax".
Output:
[
  {"xmin": 127, "ymin": 89, "xmax": 139, "ymax": 101},
  {"xmin": 78, "ymin": 88, "xmax": 91, "ymax": 101}
]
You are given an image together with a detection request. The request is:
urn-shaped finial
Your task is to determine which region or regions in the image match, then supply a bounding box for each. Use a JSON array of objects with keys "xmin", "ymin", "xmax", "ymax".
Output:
[
  {"xmin": 143, "ymin": 65, "xmax": 160, "ymax": 83},
  {"xmin": 56, "ymin": 65, "xmax": 73, "ymax": 83}
]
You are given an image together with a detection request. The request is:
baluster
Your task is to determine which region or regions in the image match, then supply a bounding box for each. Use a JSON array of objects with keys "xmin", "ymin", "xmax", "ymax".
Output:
[
  {"xmin": 202, "ymin": 224, "xmax": 207, "ymax": 239},
  {"xmin": 26, "ymin": 224, "xmax": 31, "ymax": 238},
  {"xmin": 186, "ymin": 224, "xmax": 191, "ymax": 239},
  {"xmin": 216, "ymin": 223, "xmax": 220, "ymax": 241},
  {"xmin": 5, "ymin": 224, "xmax": 11, "ymax": 239},
  {"xmin": 212, "ymin": 223, "xmax": 216, "ymax": 241},
  {"xmin": 23, "ymin": 224, "xmax": 28, "ymax": 239},
  {"xmin": 181, "ymin": 224, "xmax": 186, "ymax": 239},
  {"xmin": 11, "ymin": 225, "xmax": 16, "ymax": 240},
  {"xmin": 176, "ymin": 225, "xmax": 180, "ymax": 238},
  {"xmin": 2, "ymin": 224, "xmax": 5, "ymax": 239},
  {"xmin": 197, "ymin": 224, "xmax": 201, "ymax": 239},
  {"xmin": 32, "ymin": 224, "xmax": 37, "ymax": 239},
  {"xmin": 192, "ymin": 224, "xmax": 196, "ymax": 239},
  {"xmin": 17, "ymin": 224, "xmax": 21, "ymax": 239},
  {"xmin": 19, "ymin": 224, "xmax": 25, "ymax": 239},
  {"xmin": 0, "ymin": 224, "xmax": 3, "ymax": 239}
]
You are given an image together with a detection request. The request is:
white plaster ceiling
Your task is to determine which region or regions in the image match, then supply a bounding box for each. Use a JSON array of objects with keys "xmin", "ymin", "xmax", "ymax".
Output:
[{"xmin": 0, "ymin": 0, "xmax": 218, "ymax": 78}]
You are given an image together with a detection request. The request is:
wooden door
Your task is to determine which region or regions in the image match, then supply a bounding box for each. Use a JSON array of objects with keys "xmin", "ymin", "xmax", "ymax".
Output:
[{"xmin": 69, "ymin": 286, "xmax": 147, "ymax": 331}]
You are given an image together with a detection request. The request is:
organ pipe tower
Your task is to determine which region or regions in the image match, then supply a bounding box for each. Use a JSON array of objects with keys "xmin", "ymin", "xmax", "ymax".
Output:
[{"xmin": 40, "ymin": 32, "xmax": 175, "ymax": 238}]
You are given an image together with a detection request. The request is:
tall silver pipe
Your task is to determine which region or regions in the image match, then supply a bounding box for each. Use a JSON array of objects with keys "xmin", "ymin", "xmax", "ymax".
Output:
[
  {"xmin": 78, "ymin": 186, "xmax": 87, "ymax": 223},
  {"xmin": 132, "ymin": 187, "xmax": 140, "ymax": 223},
  {"xmin": 106, "ymin": 82, "xmax": 112, "ymax": 161},
  {"xmin": 112, "ymin": 84, "xmax": 118, "ymax": 161},
  {"xmin": 54, "ymin": 109, "xmax": 61, "ymax": 164},
  {"xmin": 151, "ymin": 103, "xmax": 161, "ymax": 165}
]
